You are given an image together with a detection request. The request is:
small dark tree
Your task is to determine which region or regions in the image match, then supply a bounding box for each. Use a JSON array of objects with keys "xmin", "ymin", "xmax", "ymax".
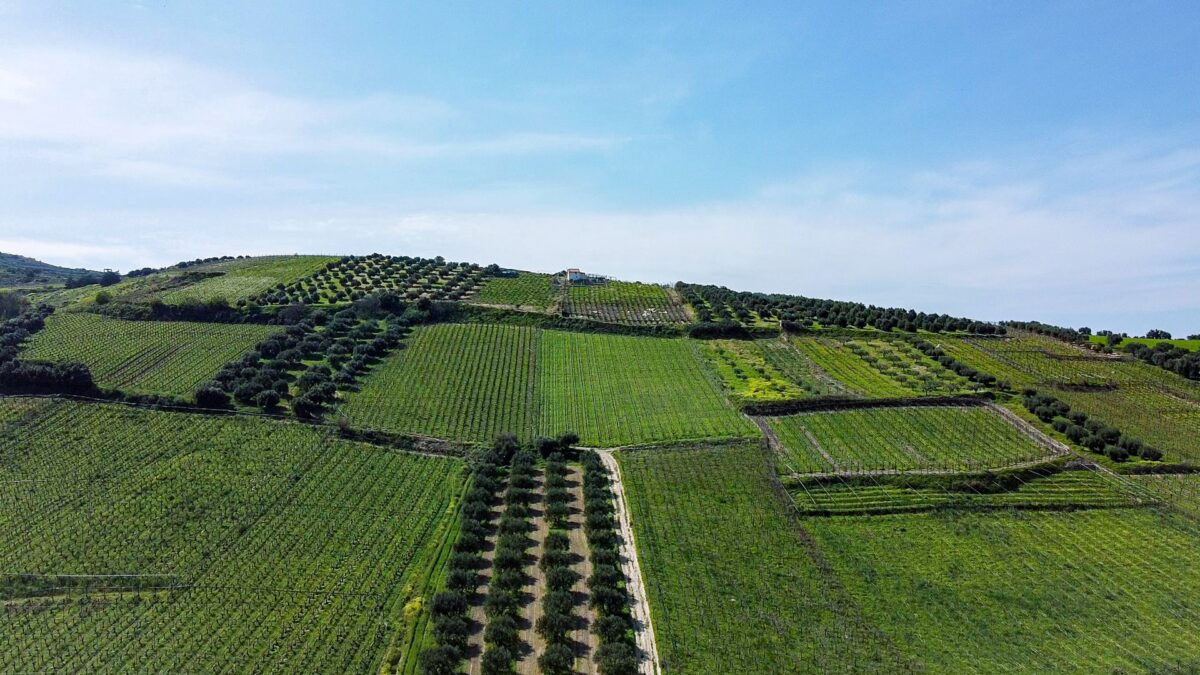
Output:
[{"xmin": 194, "ymin": 385, "xmax": 230, "ymax": 409}]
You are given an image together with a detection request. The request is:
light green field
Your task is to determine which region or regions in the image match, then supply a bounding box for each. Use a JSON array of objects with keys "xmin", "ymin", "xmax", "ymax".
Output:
[
  {"xmin": 618, "ymin": 443, "xmax": 904, "ymax": 674},
  {"xmin": 467, "ymin": 273, "xmax": 554, "ymax": 309},
  {"xmin": 21, "ymin": 313, "xmax": 277, "ymax": 396},
  {"xmin": 339, "ymin": 324, "xmax": 752, "ymax": 446},
  {"xmin": 0, "ymin": 398, "xmax": 464, "ymax": 672},
  {"xmin": 697, "ymin": 339, "xmax": 807, "ymax": 403},
  {"xmin": 339, "ymin": 322, "xmax": 539, "ymax": 442},
  {"xmin": 564, "ymin": 281, "xmax": 690, "ymax": 325},
  {"xmin": 808, "ymin": 508, "xmax": 1200, "ymax": 672},
  {"xmin": 766, "ymin": 405, "xmax": 1057, "ymax": 474},
  {"xmin": 157, "ymin": 255, "xmax": 336, "ymax": 304},
  {"xmin": 790, "ymin": 337, "xmax": 917, "ymax": 398},
  {"xmin": 537, "ymin": 330, "xmax": 753, "ymax": 446}
]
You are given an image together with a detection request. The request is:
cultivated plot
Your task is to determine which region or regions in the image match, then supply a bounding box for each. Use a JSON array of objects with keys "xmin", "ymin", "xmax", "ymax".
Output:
[
  {"xmin": 766, "ymin": 405, "xmax": 1059, "ymax": 474},
  {"xmin": 537, "ymin": 330, "xmax": 755, "ymax": 446},
  {"xmin": 808, "ymin": 508, "xmax": 1200, "ymax": 673},
  {"xmin": 157, "ymin": 255, "xmax": 336, "ymax": 304},
  {"xmin": 339, "ymin": 323, "xmax": 539, "ymax": 442},
  {"xmin": 617, "ymin": 443, "xmax": 907, "ymax": 674},
  {"xmin": 20, "ymin": 313, "xmax": 278, "ymax": 396},
  {"xmin": 0, "ymin": 399, "xmax": 465, "ymax": 672},
  {"xmin": 563, "ymin": 281, "xmax": 690, "ymax": 326},
  {"xmin": 466, "ymin": 273, "xmax": 554, "ymax": 309}
]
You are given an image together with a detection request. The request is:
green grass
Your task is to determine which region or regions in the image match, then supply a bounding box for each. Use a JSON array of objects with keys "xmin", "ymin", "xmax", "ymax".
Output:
[
  {"xmin": 697, "ymin": 339, "xmax": 807, "ymax": 403},
  {"xmin": 789, "ymin": 337, "xmax": 917, "ymax": 398},
  {"xmin": 1133, "ymin": 473, "xmax": 1200, "ymax": 518},
  {"xmin": 791, "ymin": 468, "xmax": 1140, "ymax": 515},
  {"xmin": 0, "ymin": 398, "xmax": 465, "ymax": 672},
  {"xmin": 618, "ymin": 443, "xmax": 905, "ymax": 673},
  {"xmin": 766, "ymin": 405, "xmax": 1057, "ymax": 474},
  {"xmin": 807, "ymin": 508, "xmax": 1200, "ymax": 672},
  {"xmin": 564, "ymin": 281, "xmax": 690, "ymax": 325},
  {"xmin": 339, "ymin": 324, "xmax": 752, "ymax": 447},
  {"xmin": 1089, "ymin": 335, "xmax": 1200, "ymax": 351},
  {"xmin": 157, "ymin": 255, "xmax": 336, "ymax": 304},
  {"xmin": 339, "ymin": 323, "xmax": 539, "ymax": 442},
  {"xmin": 467, "ymin": 273, "xmax": 554, "ymax": 309},
  {"xmin": 21, "ymin": 313, "xmax": 278, "ymax": 396},
  {"xmin": 1051, "ymin": 386, "xmax": 1200, "ymax": 464},
  {"xmin": 537, "ymin": 330, "xmax": 754, "ymax": 446}
]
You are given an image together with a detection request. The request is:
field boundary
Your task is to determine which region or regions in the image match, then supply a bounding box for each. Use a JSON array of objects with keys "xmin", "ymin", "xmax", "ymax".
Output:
[
  {"xmin": 597, "ymin": 450, "xmax": 661, "ymax": 675},
  {"xmin": 742, "ymin": 393, "xmax": 994, "ymax": 416}
]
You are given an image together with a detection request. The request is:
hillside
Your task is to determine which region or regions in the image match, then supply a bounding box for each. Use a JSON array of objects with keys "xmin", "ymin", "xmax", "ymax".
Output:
[
  {"xmin": 2, "ymin": 250, "xmax": 1200, "ymax": 673},
  {"xmin": 0, "ymin": 252, "xmax": 99, "ymax": 287}
]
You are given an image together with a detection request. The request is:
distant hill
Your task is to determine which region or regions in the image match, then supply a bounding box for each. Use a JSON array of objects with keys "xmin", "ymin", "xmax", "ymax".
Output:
[{"xmin": 0, "ymin": 252, "xmax": 101, "ymax": 287}]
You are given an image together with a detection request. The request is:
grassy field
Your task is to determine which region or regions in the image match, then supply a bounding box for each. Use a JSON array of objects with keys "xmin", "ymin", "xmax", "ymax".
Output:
[
  {"xmin": 618, "ymin": 443, "xmax": 907, "ymax": 673},
  {"xmin": 790, "ymin": 467, "xmax": 1141, "ymax": 516},
  {"xmin": 766, "ymin": 405, "xmax": 1058, "ymax": 474},
  {"xmin": 790, "ymin": 337, "xmax": 918, "ymax": 397},
  {"xmin": 0, "ymin": 398, "xmax": 464, "ymax": 672},
  {"xmin": 157, "ymin": 255, "xmax": 336, "ymax": 304},
  {"xmin": 21, "ymin": 313, "xmax": 277, "ymax": 396},
  {"xmin": 697, "ymin": 339, "xmax": 807, "ymax": 403},
  {"xmin": 339, "ymin": 323, "xmax": 539, "ymax": 442},
  {"xmin": 808, "ymin": 508, "xmax": 1200, "ymax": 672},
  {"xmin": 537, "ymin": 330, "xmax": 754, "ymax": 446},
  {"xmin": 466, "ymin": 272, "xmax": 554, "ymax": 309},
  {"xmin": 564, "ymin": 281, "xmax": 690, "ymax": 325},
  {"xmin": 339, "ymin": 324, "xmax": 752, "ymax": 447},
  {"xmin": 1052, "ymin": 386, "xmax": 1200, "ymax": 464}
]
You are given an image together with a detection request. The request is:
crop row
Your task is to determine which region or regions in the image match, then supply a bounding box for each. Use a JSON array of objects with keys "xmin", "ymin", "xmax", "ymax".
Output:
[
  {"xmin": 563, "ymin": 281, "xmax": 690, "ymax": 326},
  {"xmin": 466, "ymin": 273, "xmax": 554, "ymax": 309},
  {"xmin": 766, "ymin": 405, "xmax": 1056, "ymax": 475},
  {"xmin": 255, "ymin": 254, "xmax": 486, "ymax": 305},
  {"xmin": 0, "ymin": 398, "xmax": 465, "ymax": 671}
]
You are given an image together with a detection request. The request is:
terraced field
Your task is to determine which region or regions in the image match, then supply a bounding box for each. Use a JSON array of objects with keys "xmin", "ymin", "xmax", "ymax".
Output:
[
  {"xmin": 157, "ymin": 255, "xmax": 336, "ymax": 304},
  {"xmin": 20, "ymin": 313, "xmax": 278, "ymax": 396},
  {"xmin": 339, "ymin": 323, "xmax": 539, "ymax": 442},
  {"xmin": 790, "ymin": 468, "xmax": 1141, "ymax": 516},
  {"xmin": 564, "ymin": 281, "xmax": 690, "ymax": 325},
  {"xmin": 808, "ymin": 508, "xmax": 1200, "ymax": 672},
  {"xmin": 765, "ymin": 405, "xmax": 1059, "ymax": 474},
  {"xmin": 619, "ymin": 443, "xmax": 906, "ymax": 673},
  {"xmin": 0, "ymin": 399, "xmax": 465, "ymax": 672},
  {"xmin": 466, "ymin": 272, "xmax": 554, "ymax": 309},
  {"xmin": 537, "ymin": 330, "xmax": 754, "ymax": 446}
]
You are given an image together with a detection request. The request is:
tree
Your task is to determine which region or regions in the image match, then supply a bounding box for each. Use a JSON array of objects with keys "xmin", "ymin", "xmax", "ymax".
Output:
[
  {"xmin": 1146, "ymin": 329, "xmax": 1172, "ymax": 340},
  {"xmin": 194, "ymin": 385, "xmax": 230, "ymax": 409},
  {"xmin": 538, "ymin": 643, "xmax": 575, "ymax": 674},
  {"xmin": 418, "ymin": 646, "xmax": 460, "ymax": 675},
  {"xmin": 255, "ymin": 390, "xmax": 280, "ymax": 410}
]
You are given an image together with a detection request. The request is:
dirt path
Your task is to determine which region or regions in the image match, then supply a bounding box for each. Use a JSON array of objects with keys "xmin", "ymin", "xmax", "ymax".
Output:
[
  {"xmin": 566, "ymin": 465, "xmax": 600, "ymax": 674},
  {"xmin": 515, "ymin": 476, "xmax": 548, "ymax": 674},
  {"xmin": 986, "ymin": 402, "xmax": 1072, "ymax": 456},
  {"xmin": 465, "ymin": 482, "xmax": 506, "ymax": 675},
  {"xmin": 596, "ymin": 451, "xmax": 661, "ymax": 675}
]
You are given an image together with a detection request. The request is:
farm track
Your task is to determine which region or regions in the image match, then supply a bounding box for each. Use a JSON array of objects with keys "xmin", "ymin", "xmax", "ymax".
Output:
[
  {"xmin": 566, "ymin": 465, "xmax": 600, "ymax": 674},
  {"xmin": 516, "ymin": 475, "xmax": 548, "ymax": 674},
  {"xmin": 597, "ymin": 450, "xmax": 661, "ymax": 675}
]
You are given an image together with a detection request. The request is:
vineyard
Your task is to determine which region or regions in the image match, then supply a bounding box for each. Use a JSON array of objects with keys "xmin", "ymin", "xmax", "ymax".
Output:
[
  {"xmin": 156, "ymin": 255, "xmax": 336, "ymax": 304},
  {"xmin": 537, "ymin": 330, "xmax": 754, "ymax": 446},
  {"xmin": 339, "ymin": 323, "xmax": 539, "ymax": 442},
  {"xmin": 0, "ymin": 398, "xmax": 465, "ymax": 672},
  {"xmin": 618, "ymin": 443, "xmax": 905, "ymax": 673},
  {"xmin": 764, "ymin": 405, "xmax": 1062, "ymax": 474},
  {"xmin": 253, "ymin": 253, "xmax": 487, "ymax": 305},
  {"xmin": 697, "ymin": 339, "xmax": 807, "ymax": 403},
  {"xmin": 20, "ymin": 313, "xmax": 277, "ymax": 396},
  {"xmin": 339, "ymin": 324, "xmax": 753, "ymax": 447},
  {"xmin": 466, "ymin": 272, "xmax": 554, "ymax": 309},
  {"xmin": 563, "ymin": 281, "xmax": 690, "ymax": 326},
  {"xmin": 808, "ymin": 508, "xmax": 1200, "ymax": 672},
  {"xmin": 789, "ymin": 337, "xmax": 920, "ymax": 398}
]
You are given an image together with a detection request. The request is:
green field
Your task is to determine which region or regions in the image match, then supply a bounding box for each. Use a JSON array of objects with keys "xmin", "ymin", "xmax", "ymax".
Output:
[
  {"xmin": 790, "ymin": 337, "xmax": 918, "ymax": 397},
  {"xmin": 339, "ymin": 324, "xmax": 752, "ymax": 446},
  {"xmin": 0, "ymin": 398, "xmax": 464, "ymax": 672},
  {"xmin": 157, "ymin": 255, "xmax": 336, "ymax": 304},
  {"xmin": 467, "ymin": 272, "xmax": 554, "ymax": 309},
  {"xmin": 618, "ymin": 443, "xmax": 905, "ymax": 673},
  {"xmin": 564, "ymin": 281, "xmax": 690, "ymax": 325},
  {"xmin": 20, "ymin": 313, "xmax": 277, "ymax": 396},
  {"xmin": 790, "ymin": 467, "xmax": 1141, "ymax": 516},
  {"xmin": 766, "ymin": 405, "xmax": 1058, "ymax": 474},
  {"xmin": 808, "ymin": 508, "xmax": 1200, "ymax": 672},
  {"xmin": 339, "ymin": 323, "xmax": 539, "ymax": 441},
  {"xmin": 697, "ymin": 339, "xmax": 807, "ymax": 403},
  {"xmin": 537, "ymin": 330, "xmax": 753, "ymax": 446}
]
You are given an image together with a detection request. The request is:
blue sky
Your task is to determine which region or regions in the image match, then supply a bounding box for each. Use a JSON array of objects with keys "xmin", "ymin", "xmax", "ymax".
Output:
[{"xmin": 0, "ymin": 1, "xmax": 1198, "ymax": 335}]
